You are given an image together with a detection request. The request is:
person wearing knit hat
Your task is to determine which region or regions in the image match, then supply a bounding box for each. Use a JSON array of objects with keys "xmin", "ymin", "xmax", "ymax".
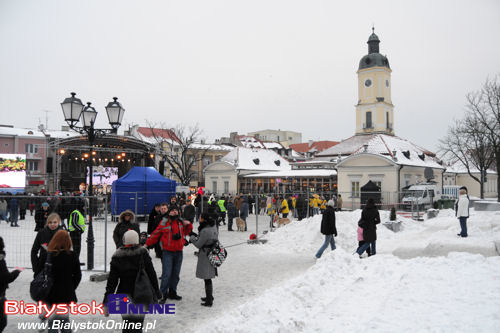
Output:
[
  {"xmin": 122, "ymin": 230, "xmax": 139, "ymax": 246},
  {"xmin": 103, "ymin": 229, "xmax": 161, "ymax": 329},
  {"xmin": 315, "ymin": 198, "xmax": 337, "ymax": 259}
]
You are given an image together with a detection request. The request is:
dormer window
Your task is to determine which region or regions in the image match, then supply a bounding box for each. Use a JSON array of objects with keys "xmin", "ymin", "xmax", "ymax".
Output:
[
  {"xmin": 274, "ymin": 160, "xmax": 280, "ymax": 166},
  {"xmin": 253, "ymin": 158, "xmax": 260, "ymax": 165},
  {"xmin": 402, "ymin": 150, "xmax": 410, "ymax": 159}
]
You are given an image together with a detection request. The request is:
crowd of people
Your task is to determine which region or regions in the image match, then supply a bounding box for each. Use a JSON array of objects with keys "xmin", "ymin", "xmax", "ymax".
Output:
[{"xmin": 0, "ymin": 187, "xmax": 470, "ymax": 332}]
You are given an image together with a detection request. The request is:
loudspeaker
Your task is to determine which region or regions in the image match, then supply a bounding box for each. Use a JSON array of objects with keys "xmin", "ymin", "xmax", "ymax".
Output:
[
  {"xmin": 46, "ymin": 157, "xmax": 53, "ymax": 173},
  {"xmin": 159, "ymin": 161, "xmax": 165, "ymax": 175}
]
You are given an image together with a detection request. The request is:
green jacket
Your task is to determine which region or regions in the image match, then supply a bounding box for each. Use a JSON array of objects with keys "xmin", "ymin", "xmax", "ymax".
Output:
[
  {"xmin": 69, "ymin": 210, "xmax": 86, "ymax": 233},
  {"xmin": 217, "ymin": 199, "xmax": 226, "ymax": 213}
]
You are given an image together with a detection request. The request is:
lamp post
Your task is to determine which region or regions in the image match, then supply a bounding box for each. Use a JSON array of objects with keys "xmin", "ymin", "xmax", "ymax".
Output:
[{"xmin": 60, "ymin": 92, "xmax": 125, "ymax": 270}]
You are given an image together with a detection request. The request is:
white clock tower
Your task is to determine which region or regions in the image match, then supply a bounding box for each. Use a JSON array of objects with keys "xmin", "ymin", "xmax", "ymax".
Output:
[{"xmin": 355, "ymin": 29, "xmax": 394, "ymax": 136}]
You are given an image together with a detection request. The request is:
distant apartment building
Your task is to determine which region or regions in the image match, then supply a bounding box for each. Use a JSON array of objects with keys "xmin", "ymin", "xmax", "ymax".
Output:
[
  {"xmin": 247, "ymin": 129, "xmax": 302, "ymax": 147},
  {"xmin": 0, "ymin": 125, "xmax": 48, "ymax": 191}
]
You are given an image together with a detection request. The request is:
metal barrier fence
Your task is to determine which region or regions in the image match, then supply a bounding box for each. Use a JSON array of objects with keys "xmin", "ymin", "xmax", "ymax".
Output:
[
  {"xmin": 0, "ymin": 195, "xmax": 111, "ymax": 271},
  {"xmin": 111, "ymin": 191, "xmax": 176, "ymax": 218}
]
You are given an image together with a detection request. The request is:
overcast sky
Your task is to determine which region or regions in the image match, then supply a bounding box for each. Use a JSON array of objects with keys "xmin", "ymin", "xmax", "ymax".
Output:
[{"xmin": 1, "ymin": 0, "xmax": 499, "ymax": 152}]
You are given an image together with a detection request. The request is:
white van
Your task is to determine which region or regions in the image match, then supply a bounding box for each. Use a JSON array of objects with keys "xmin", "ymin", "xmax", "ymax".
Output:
[{"xmin": 402, "ymin": 183, "xmax": 442, "ymax": 210}]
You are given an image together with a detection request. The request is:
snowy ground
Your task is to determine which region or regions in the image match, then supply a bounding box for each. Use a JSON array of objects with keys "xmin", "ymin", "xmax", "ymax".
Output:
[{"xmin": 2, "ymin": 208, "xmax": 500, "ymax": 332}]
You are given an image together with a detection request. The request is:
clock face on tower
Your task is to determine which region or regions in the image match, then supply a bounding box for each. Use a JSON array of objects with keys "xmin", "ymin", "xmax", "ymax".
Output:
[{"xmin": 365, "ymin": 79, "xmax": 372, "ymax": 87}]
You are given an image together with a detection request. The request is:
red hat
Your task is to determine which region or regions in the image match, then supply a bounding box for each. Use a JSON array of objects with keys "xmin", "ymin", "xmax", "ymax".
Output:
[{"xmin": 249, "ymin": 233, "xmax": 257, "ymax": 240}]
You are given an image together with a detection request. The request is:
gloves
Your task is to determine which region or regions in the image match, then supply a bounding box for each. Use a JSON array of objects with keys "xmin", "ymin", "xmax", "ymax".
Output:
[
  {"xmin": 172, "ymin": 233, "xmax": 181, "ymax": 241},
  {"xmin": 184, "ymin": 239, "xmax": 189, "ymax": 247},
  {"xmin": 189, "ymin": 231, "xmax": 198, "ymax": 237}
]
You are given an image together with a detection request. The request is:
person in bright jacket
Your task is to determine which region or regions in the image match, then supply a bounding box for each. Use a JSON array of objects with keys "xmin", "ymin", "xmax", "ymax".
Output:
[
  {"xmin": 217, "ymin": 197, "xmax": 227, "ymax": 225},
  {"xmin": 68, "ymin": 203, "xmax": 86, "ymax": 259},
  {"xmin": 146, "ymin": 206, "xmax": 193, "ymax": 303},
  {"xmin": 280, "ymin": 197, "xmax": 289, "ymax": 218},
  {"xmin": 455, "ymin": 186, "xmax": 470, "ymax": 237},
  {"xmin": 315, "ymin": 200, "xmax": 337, "ymax": 258}
]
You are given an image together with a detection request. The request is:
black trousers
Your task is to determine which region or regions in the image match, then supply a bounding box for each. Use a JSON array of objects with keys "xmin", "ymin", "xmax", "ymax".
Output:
[
  {"xmin": 70, "ymin": 231, "xmax": 82, "ymax": 259},
  {"xmin": 1, "ymin": 297, "xmax": 7, "ymax": 333},
  {"xmin": 121, "ymin": 314, "xmax": 145, "ymax": 333}
]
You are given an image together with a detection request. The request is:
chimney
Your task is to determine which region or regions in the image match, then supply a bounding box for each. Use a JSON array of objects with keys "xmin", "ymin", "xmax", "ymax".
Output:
[{"xmin": 308, "ymin": 140, "xmax": 313, "ymax": 148}]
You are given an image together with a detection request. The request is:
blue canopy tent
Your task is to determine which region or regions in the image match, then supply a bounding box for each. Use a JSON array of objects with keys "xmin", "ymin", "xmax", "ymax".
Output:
[{"xmin": 111, "ymin": 166, "xmax": 176, "ymax": 216}]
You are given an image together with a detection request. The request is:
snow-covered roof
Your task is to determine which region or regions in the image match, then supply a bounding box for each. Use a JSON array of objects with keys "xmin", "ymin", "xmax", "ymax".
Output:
[
  {"xmin": 220, "ymin": 147, "xmax": 291, "ymax": 171},
  {"xmin": 444, "ymin": 160, "xmax": 497, "ymax": 175},
  {"xmin": 262, "ymin": 141, "xmax": 284, "ymax": 149},
  {"xmin": 0, "ymin": 126, "xmax": 46, "ymax": 138},
  {"xmin": 245, "ymin": 169, "xmax": 336, "ymax": 178},
  {"xmin": 238, "ymin": 135, "xmax": 265, "ymax": 148},
  {"xmin": 189, "ymin": 143, "xmax": 234, "ymax": 151},
  {"xmin": 318, "ymin": 134, "xmax": 444, "ymax": 169}
]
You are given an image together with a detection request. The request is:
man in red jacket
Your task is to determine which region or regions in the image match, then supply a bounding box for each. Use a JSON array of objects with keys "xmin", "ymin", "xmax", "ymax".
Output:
[{"xmin": 146, "ymin": 206, "xmax": 193, "ymax": 303}]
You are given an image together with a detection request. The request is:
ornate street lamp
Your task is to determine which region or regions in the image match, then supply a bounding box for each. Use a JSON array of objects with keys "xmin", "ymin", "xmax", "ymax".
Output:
[{"xmin": 60, "ymin": 92, "xmax": 125, "ymax": 270}]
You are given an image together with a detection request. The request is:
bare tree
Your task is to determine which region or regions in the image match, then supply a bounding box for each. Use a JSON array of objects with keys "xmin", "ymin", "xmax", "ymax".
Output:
[
  {"xmin": 145, "ymin": 122, "xmax": 209, "ymax": 186},
  {"xmin": 465, "ymin": 75, "xmax": 500, "ymax": 201},
  {"xmin": 439, "ymin": 115, "xmax": 495, "ymax": 199}
]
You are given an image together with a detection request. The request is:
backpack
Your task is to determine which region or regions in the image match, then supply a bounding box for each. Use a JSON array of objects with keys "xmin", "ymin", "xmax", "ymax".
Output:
[
  {"xmin": 30, "ymin": 253, "xmax": 54, "ymax": 302},
  {"xmin": 206, "ymin": 241, "xmax": 227, "ymax": 268}
]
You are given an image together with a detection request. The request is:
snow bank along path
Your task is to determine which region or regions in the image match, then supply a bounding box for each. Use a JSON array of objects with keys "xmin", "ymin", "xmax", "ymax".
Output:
[{"xmin": 197, "ymin": 209, "xmax": 500, "ymax": 333}]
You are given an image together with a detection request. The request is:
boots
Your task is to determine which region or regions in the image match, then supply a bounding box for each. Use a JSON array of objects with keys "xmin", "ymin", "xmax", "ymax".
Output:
[{"xmin": 201, "ymin": 280, "xmax": 213, "ymax": 307}]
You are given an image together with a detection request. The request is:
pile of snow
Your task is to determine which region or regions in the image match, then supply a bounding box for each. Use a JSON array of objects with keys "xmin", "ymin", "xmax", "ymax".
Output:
[{"xmin": 196, "ymin": 209, "xmax": 500, "ymax": 332}]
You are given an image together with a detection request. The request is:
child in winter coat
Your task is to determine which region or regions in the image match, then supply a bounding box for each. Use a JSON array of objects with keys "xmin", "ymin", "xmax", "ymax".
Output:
[{"xmin": 356, "ymin": 221, "xmax": 371, "ymax": 257}]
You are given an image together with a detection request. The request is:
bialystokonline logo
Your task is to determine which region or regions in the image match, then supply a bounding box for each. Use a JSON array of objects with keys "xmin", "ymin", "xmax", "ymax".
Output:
[
  {"xmin": 5, "ymin": 295, "xmax": 175, "ymax": 317},
  {"xmin": 107, "ymin": 294, "xmax": 175, "ymax": 315}
]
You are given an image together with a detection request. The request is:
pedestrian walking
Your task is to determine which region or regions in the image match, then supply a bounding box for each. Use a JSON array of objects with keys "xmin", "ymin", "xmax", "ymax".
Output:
[
  {"xmin": 315, "ymin": 200, "xmax": 337, "ymax": 258},
  {"xmin": 355, "ymin": 198, "xmax": 380, "ymax": 257}
]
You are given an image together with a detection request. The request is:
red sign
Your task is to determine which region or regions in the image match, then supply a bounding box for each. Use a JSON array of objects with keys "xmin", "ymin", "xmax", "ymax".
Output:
[{"xmin": 29, "ymin": 180, "xmax": 45, "ymax": 185}]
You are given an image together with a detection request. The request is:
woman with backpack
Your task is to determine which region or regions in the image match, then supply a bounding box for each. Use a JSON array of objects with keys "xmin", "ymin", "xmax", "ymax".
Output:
[
  {"xmin": 189, "ymin": 213, "xmax": 219, "ymax": 307},
  {"xmin": 45, "ymin": 230, "xmax": 82, "ymax": 332},
  {"xmin": 103, "ymin": 230, "xmax": 161, "ymax": 332},
  {"xmin": 355, "ymin": 198, "xmax": 380, "ymax": 257}
]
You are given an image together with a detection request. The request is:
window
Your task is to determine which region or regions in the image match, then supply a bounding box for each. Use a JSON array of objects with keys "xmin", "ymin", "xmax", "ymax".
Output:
[
  {"xmin": 224, "ymin": 181, "xmax": 229, "ymax": 193},
  {"xmin": 3, "ymin": 143, "xmax": 8, "ymax": 147},
  {"xmin": 27, "ymin": 161, "xmax": 39, "ymax": 171},
  {"xmin": 212, "ymin": 181, "xmax": 217, "ymax": 193},
  {"xmin": 366, "ymin": 112, "xmax": 372, "ymax": 128},
  {"xmin": 25, "ymin": 144, "xmax": 38, "ymax": 153},
  {"xmin": 203, "ymin": 156, "xmax": 211, "ymax": 167},
  {"xmin": 386, "ymin": 112, "xmax": 389, "ymax": 129},
  {"xmin": 351, "ymin": 181, "xmax": 360, "ymax": 197},
  {"xmin": 373, "ymin": 181, "xmax": 382, "ymax": 189}
]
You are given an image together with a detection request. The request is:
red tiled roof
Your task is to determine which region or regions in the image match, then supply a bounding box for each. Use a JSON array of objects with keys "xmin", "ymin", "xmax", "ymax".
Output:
[
  {"xmin": 289, "ymin": 141, "xmax": 339, "ymax": 153},
  {"xmin": 137, "ymin": 127, "xmax": 180, "ymax": 142}
]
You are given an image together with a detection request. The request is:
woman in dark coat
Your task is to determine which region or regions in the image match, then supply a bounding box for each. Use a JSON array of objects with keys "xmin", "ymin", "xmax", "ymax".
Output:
[
  {"xmin": 315, "ymin": 200, "xmax": 337, "ymax": 258},
  {"xmin": 104, "ymin": 230, "xmax": 161, "ymax": 333},
  {"xmin": 1, "ymin": 236, "xmax": 22, "ymax": 333},
  {"xmin": 45, "ymin": 230, "xmax": 82, "ymax": 332},
  {"xmin": 113, "ymin": 210, "xmax": 141, "ymax": 249},
  {"xmin": 34, "ymin": 202, "xmax": 52, "ymax": 232},
  {"xmin": 189, "ymin": 213, "xmax": 219, "ymax": 307},
  {"xmin": 356, "ymin": 198, "xmax": 381, "ymax": 257},
  {"xmin": 31, "ymin": 213, "xmax": 63, "ymax": 277}
]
